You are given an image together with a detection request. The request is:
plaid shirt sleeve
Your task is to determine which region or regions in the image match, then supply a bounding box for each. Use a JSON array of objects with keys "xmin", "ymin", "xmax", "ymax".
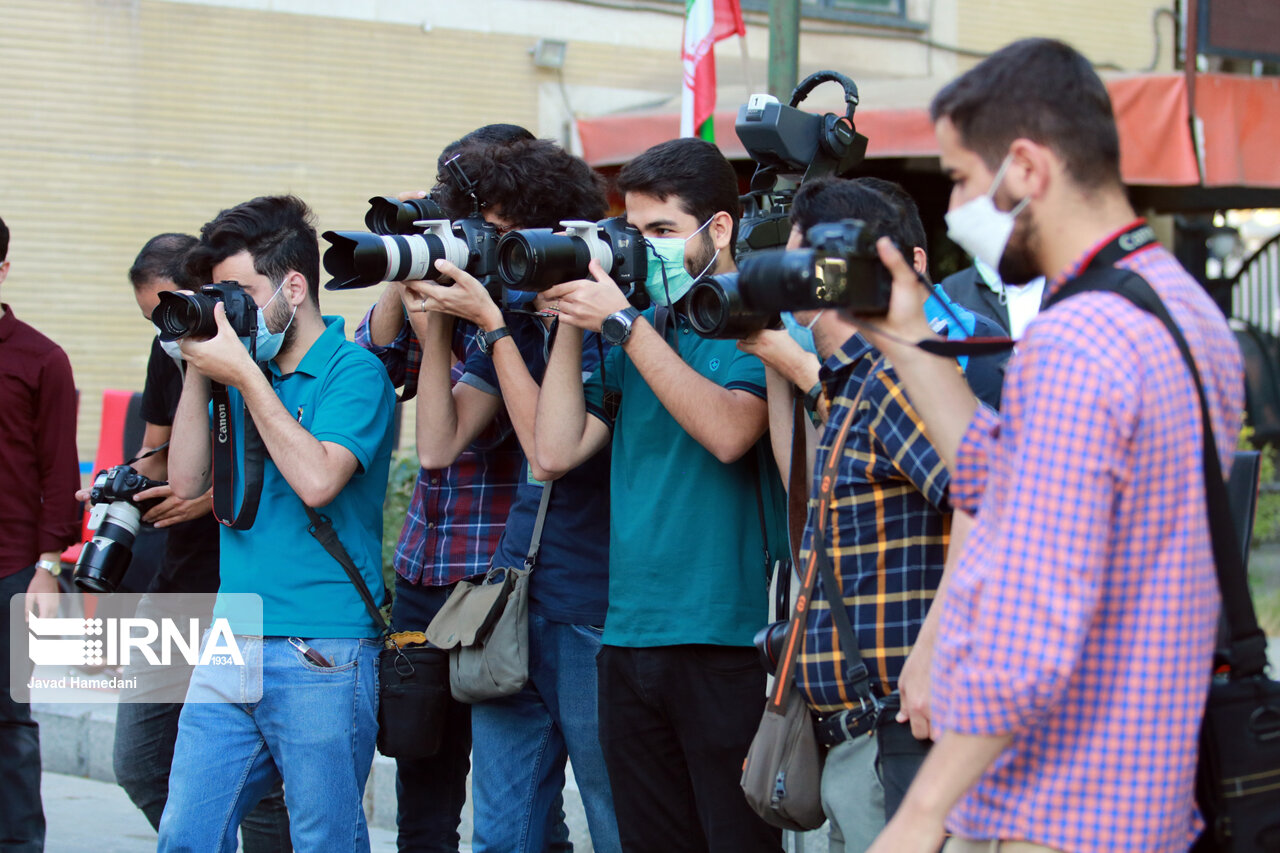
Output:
[
  {"xmin": 353, "ymin": 303, "xmax": 415, "ymax": 394},
  {"xmin": 934, "ymin": 331, "xmax": 1127, "ymax": 737},
  {"xmin": 866, "ymin": 359, "xmax": 950, "ymax": 512},
  {"xmin": 951, "ymin": 403, "xmax": 998, "ymax": 514}
]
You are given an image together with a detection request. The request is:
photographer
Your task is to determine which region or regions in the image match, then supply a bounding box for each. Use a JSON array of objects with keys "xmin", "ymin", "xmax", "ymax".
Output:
[
  {"xmin": 406, "ymin": 138, "xmax": 621, "ymax": 853},
  {"xmin": 354, "ymin": 123, "xmax": 536, "ymax": 853},
  {"xmin": 536, "ymin": 137, "xmax": 787, "ymax": 853},
  {"xmin": 158, "ymin": 195, "xmax": 396, "ymax": 852},
  {"xmin": 0, "ymin": 213, "xmax": 80, "ymax": 853},
  {"xmin": 749, "ymin": 177, "xmax": 1001, "ymax": 853},
  {"xmin": 861, "ymin": 40, "xmax": 1243, "ymax": 853},
  {"xmin": 103, "ymin": 233, "xmax": 290, "ymax": 848}
]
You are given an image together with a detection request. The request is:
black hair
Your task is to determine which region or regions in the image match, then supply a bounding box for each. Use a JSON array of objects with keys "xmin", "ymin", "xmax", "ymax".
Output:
[
  {"xmin": 433, "ymin": 138, "xmax": 607, "ymax": 228},
  {"xmin": 186, "ymin": 195, "xmax": 320, "ymax": 302},
  {"xmin": 616, "ymin": 138, "xmax": 741, "ymax": 257},
  {"xmin": 853, "ymin": 177, "xmax": 926, "ymax": 254},
  {"xmin": 130, "ymin": 233, "xmax": 199, "ymax": 290},
  {"xmin": 437, "ymin": 124, "xmax": 536, "ymax": 172},
  {"xmin": 790, "ymin": 177, "xmax": 915, "ymax": 255},
  {"xmin": 930, "ymin": 38, "xmax": 1122, "ymax": 190},
  {"xmin": 0, "ymin": 216, "xmax": 7, "ymax": 262}
]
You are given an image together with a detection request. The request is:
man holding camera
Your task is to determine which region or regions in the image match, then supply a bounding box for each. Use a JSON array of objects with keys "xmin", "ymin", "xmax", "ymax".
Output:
[
  {"xmin": 537, "ymin": 137, "xmax": 786, "ymax": 853},
  {"xmin": 862, "ymin": 39, "xmax": 1243, "ymax": 853},
  {"xmin": 0, "ymin": 213, "xmax": 80, "ymax": 853},
  {"xmin": 160, "ymin": 195, "xmax": 396, "ymax": 852},
  {"xmin": 105, "ymin": 233, "xmax": 291, "ymax": 849},
  {"xmin": 405, "ymin": 137, "xmax": 621, "ymax": 853},
  {"xmin": 355, "ymin": 124, "xmax": 534, "ymax": 853},
  {"xmin": 743, "ymin": 176, "xmax": 995, "ymax": 853}
]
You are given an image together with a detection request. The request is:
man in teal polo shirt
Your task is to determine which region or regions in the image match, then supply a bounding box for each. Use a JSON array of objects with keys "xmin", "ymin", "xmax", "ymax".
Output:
[
  {"xmin": 537, "ymin": 138, "xmax": 786, "ymax": 852},
  {"xmin": 160, "ymin": 195, "xmax": 395, "ymax": 852}
]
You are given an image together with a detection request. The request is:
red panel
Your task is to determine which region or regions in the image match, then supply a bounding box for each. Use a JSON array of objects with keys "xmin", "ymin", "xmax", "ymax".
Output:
[{"xmin": 1197, "ymin": 73, "xmax": 1280, "ymax": 188}]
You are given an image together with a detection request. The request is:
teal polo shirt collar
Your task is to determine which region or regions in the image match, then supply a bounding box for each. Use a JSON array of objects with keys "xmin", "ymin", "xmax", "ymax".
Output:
[{"xmin": 267, "ymin": 316, "xmax": 346, "ymax": 378}]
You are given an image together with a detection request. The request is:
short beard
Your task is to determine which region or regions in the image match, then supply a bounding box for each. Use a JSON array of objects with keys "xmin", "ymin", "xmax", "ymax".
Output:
[
  {"xmin": 267, "ymin": 292, "xmax": 298, "ymax": 353},
  {"xmin": 684, "ymin": 229, "xmax": 717, "ymax": 279},
  {"xmin": 997, "ymin": 207, "xmax": 1041, "ymax": 285}
]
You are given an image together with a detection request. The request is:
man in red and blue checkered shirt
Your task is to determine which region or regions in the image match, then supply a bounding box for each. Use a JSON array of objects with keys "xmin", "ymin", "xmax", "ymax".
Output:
[{"xmin": 861, "ymin": 39, "xmax": 1244, "ymax": 853}]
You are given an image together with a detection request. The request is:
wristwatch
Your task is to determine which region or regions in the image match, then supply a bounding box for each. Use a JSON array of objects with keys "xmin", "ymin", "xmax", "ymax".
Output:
[
  {"xmin": 476, "ymin": 326, "xmax": 512, "ymax": 356},
  {"xmin": 35, "ymin": 558, "xmax": 61, "ymax": 576},
  {"xmin": 601, "ymin": 307, "xmax": 642, "ymax": 346}
]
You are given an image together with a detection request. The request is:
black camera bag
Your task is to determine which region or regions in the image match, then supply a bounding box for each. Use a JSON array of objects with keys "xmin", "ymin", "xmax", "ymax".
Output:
[
  {"xmin": 1050, "ymin": 264, "xmax": 1279, "ymax": 852},
  {"xmin": 305, "ymin": 507, "xmax": 450, "ymax": 760}
]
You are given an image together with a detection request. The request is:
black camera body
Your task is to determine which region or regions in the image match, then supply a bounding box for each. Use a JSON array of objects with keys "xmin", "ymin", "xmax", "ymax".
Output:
[
  {"xmin": 688, "ymin": 219, "xmax": 890, "ymax": 339},
  {"xmin": 321, "ymin": 216, "xmax": 501, "ymax": 293},
  {"xmin": 496, "ymin": 217, "xmax": 649, "ymax": 309},
  {"xmin": 153, "ymin": 281, "xmax": 259, "ymax": 343},
  {"xmin": 73, "ymin": 466, "xmax": 167, "ymax": 594},
  {"xmin": 735, "ymin": 71, "xmax": 869, "ymax": 258}
]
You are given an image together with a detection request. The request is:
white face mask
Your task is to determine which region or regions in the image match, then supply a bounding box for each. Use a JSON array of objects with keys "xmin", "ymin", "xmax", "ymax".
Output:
[
  {"xmin": 156, "ymin": 332, "xmax": 185, "ymax": 367},
  {"xmin": 944, "ymin": 154, "xmax": 1030, "ymax": 272}
]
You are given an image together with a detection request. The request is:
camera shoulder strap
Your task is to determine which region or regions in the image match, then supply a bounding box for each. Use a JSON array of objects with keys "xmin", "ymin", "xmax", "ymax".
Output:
[
  {"xmin": 522, "ymin": 479, "xmax": 555, "ymax": 571},
  {"xmin": 1047, "ymin": 266, "xmax": 1269, "ymax": 679},
  {"xmin": 304, "ymin": 505, "xmax": 391, "ymax": 639},
  {"xmin": 209, "ymin": 378, "xmax": 267, "ymax": 530},
  {"xmin": 769, "ymin": 382, "xmax": 868, "ymax": 713}
]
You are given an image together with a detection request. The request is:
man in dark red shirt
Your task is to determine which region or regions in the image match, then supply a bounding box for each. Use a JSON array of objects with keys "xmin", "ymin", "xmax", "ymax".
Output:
[{"xmin": 0, "ymin": 213, "xmax": 81, "ymax": 852}]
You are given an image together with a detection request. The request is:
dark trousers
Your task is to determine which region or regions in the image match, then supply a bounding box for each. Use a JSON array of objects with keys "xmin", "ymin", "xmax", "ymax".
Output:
[
  {"xmin": 114, "ymin": 699, "xmax": 292, "ymax": 850},
  {"xmin": 390, "ymin": 580, "xmax": 474, "ymax": 853},
  {"xmin": 597, "ymin": 645, "xmax": 783, "ymax": 853},
  {"xmin": 1, "ymin": 566, "xmax": 45, "ymax": 853}
]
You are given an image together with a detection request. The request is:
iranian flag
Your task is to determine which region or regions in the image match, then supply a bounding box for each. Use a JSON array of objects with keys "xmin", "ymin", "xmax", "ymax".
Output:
[{"xmin": 680, "ymin": 0, "xmax": 746, "ymax": 141}]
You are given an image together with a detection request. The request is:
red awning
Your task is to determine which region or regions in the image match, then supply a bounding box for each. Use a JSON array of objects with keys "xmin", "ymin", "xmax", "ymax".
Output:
[{"xmin": 577, "ymin": 73, "xmax": 1280, "ymax": 189}]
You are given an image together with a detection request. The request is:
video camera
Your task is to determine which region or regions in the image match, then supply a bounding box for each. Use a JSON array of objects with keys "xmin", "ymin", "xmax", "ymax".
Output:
[
  {"xmin": 688, "ymin": 219, "xmax": 890, "ymax": 339},
  {"xmin": 73, "ymin": 466, "xmax": 166, "ymax": 594},
  {"xmin": 496, "ymin": 217, "xmax": 649, "ymax": 309},
  {"xmin": 735, "ymin": 70, "xmax": 869, "ymax": 258}
]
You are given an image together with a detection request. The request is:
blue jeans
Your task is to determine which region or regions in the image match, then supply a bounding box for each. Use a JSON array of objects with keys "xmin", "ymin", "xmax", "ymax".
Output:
[
  {"xmin": 471, "ymin": 613, "xmax": 621, "ymax": 853},
  {"xmin": 157, "ymin": 635, "xmax": 380, "ymax": 853}
]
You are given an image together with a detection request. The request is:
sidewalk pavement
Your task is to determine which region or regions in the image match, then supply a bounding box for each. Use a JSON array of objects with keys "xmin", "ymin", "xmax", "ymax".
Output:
[{"xmin": 40, "ymin": 771, "xmax": 403, "ymax": 853}]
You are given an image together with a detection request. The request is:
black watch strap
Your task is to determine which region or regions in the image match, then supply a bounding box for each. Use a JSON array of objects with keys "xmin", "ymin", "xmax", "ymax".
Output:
[{"xmin": 478, "ymin": 326, "xmax": 511, "ymax": 355}]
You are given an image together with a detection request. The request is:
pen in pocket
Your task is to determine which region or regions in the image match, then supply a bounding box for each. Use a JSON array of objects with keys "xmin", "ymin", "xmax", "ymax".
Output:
[{"xmin": 288, "ymin": 637, "xmax": 333, "ymax": 667}]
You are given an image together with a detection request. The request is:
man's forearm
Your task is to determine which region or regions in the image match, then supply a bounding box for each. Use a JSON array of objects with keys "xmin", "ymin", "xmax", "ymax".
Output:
[
  {"xmin": 878, "ymin": 342, "xmax": 978, "ymax": 472},
  {"xmin": 169, "ymin": 367, "xmax": 214, "ymax": 499},
  {"xmin": 623, "ymin": 318, "xmax": 767, "ymax": 463},
  {"xmin": 534, "ymin": 324, "xmax": 591, "ymax": 474},
  {"xmin": 235, "ymin": 369, "xmax": 355, "ymax": 507},
  {"xmin": 764, "ymin": 366, "xmax": 796, "ymax": 483},
  {"xmin": 489, "ymin": 335, "xmax": 552, "ymax": 479},
  {"xmin": 896, "ymin": 729, "xmax": 1013, "ymax": 829},
  {"xmin": 367, "ymin": 283, "xmax": 408, "ymax": 347},
  {"xmin": 412, "ymin": 311, "xmax": 469, "ymax": 469}
]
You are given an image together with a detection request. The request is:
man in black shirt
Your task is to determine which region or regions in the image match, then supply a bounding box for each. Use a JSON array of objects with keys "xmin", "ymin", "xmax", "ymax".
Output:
[{"xmin": 109, "ymin": 233, "xmax": 291, "ymax": 850}]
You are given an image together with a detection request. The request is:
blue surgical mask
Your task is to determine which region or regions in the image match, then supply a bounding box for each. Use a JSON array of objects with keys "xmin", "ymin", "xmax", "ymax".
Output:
[
  {"xmin": 254, "ymin": 280, "xmax": 296, "ymax": 363},
  {"xmin": 779, "ymin": 311, "xmax": 820, "ymax": 356},
  {"xmin": 644, "ymin": 218, "xmax": 718, "ymax": 307}
]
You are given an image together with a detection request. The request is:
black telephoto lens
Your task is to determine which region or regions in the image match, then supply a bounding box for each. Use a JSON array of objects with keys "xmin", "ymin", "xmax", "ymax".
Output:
[
  {"xmin": 735, "ymin": 249, "xmax": 824, "ymax": 315},
  {"xmin": 153, "ymin": 291, "xmax": 218, "ymax": 341},
  {"xmin": 752, "ymin": 620, "xmax": 790, "ymax": 676},
  {"xmin": 365, "ymin": 196, "xmax": 447, "ymax": 235},
  {"xmin": 687, "ymin": 274, "xmax": 776, "ymax": 339},
  {"xmin": 497, "ymin": 230, "xmax": 591, "ymax": 292}
]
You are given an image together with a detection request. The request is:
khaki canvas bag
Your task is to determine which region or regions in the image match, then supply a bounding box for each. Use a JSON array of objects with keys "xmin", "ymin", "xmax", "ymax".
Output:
[{"xmin": 426, "ymin": 482, "xmax": 551, "ymax": 704}]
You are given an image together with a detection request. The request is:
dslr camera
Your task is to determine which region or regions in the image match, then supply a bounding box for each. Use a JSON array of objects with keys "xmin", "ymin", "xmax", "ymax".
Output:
[
  {"xmin": 153, "ymin": 281, "xmax": 259, "ymax": 343},
  {"xmin": 735, "ymin": 70, "xmax": 869, "ymax": 258},
  {"xmin": 496, "ymin": 217, "xmax": 649, "ymax": 309},
  {"xmin": 688, "ymin": 219, "xmax": 890, "ymax": 339},
  {"xmin": 73, "ymin": 466, "xmax": 166, "ymax": 594},
  {"xmin": 364, "ymin": 194, "xmax": 447, "ymax": 235}
]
